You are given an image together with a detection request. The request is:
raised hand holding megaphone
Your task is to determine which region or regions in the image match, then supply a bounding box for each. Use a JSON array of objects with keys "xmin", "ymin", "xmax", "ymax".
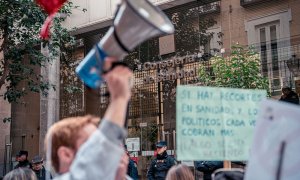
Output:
[{"xmin": 76, "ymin": 0, "xmax": 174, "ymax": 88}]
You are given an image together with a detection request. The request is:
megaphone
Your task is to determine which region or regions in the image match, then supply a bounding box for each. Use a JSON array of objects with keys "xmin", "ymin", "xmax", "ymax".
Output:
[{"xmin": 76, "ymin": 0, "xmax": 175, "ymax": 88}]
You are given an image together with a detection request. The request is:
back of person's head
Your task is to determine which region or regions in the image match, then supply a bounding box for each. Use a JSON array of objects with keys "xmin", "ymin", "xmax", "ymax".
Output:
[
  {"xmin": 16, "ymin": 151, "xmax": 28, "ymax": 161},
  {"xmin": 212, "ymin": 168, "xmax": 244, "ymax": 180},
  {"xmin": 166, "ymin": 164, "xmax": 194, "ymax": 180},
  {"xmin": 3, "ymin": 168, "xmax": 37, "ymax": 180},
  {"xmin": 17, "ymin": 151, "xmax": 28, "ymax": 157},
  {"xmin": 282, "ymin": 86, "xmax": 292, "ymax": 92},
  {"xmin": 45, "ymin": 115, "xmax": 100, "ymax": 172}
]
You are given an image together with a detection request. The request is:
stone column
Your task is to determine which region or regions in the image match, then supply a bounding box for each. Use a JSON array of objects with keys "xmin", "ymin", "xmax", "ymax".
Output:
[
  {"xmin": 0, "ymin": 86, "xmax": 11, "ymax": 175},
  {"xmin": 39, "ymin": 45, "xmax": 60, "ymax": 155},
  {"xmin": 0, "ymin": 41, "xmax": 11, "ymax": 175}
]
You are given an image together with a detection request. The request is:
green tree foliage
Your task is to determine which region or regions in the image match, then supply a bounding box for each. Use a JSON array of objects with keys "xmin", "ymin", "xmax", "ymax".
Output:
[
  {"xmin": 199, "ymin": 45, "xmax": 270, "ymax": 94},
  {"xmin": 0, "ymin": 0, "xmax": 81, "ymax": 103},
  {"xmin": 172, "ymin": 11, "xmax": 216, "ymax": 55},
  {"xmin": 123, "ymin": 4, "xmax": 218, "ymax": 69}
]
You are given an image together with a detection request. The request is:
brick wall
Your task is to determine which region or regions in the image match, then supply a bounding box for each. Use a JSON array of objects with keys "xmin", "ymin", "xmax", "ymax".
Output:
[{"xmin": 219, "ymin": 0, "xmax": 300, "ymax": 50}]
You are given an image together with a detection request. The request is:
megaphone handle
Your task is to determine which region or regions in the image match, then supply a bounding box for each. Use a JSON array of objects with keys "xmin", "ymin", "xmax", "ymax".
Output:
[
  {"xmin": 104, "ymin": 61, "xmax": 130, "ymax": 129},
  {"xmin": 85, "ymin": 62, "xmax": 129, "ymax": 97},
  {"xmin": 102, "ymin": 61, "xmax": 129, "ymax": 74}
]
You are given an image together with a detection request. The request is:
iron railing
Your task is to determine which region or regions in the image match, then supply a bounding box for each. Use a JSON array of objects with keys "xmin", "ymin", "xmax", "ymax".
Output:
[
  {"xmin": 286, "ymin": 55, "xmax": 300, "ymax": 77},
  {"xmin": 240, "ymin": 0, "xmax": 278, "ymax": 7},
  {"xmin": 198, "ymin": 1, "xmax": 221, "ymax": 15}
]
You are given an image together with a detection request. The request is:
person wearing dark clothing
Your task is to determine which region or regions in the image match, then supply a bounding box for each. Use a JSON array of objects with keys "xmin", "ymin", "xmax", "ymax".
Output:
[
  {"xmin": 125, "ymin": 145, "xmax": 139, "ymax": 180},
  {"xmin": 31, "ymin": 155, "xmax": 52, "ymax": 180},
  {"xmin": 127, "ymin": 159, "xmax": 139, "ymax": 180},
  {"xmin": 14, "ymin": 150, "xmax": 31, "ymax": 169},
  {"xmin": 211, "ymin": 168, "xmax": 244, "ymax": 180},
  {"xmin": 147, "ymin": 141, "xmax": 176, "ymax": 180},
  {"xmin": 279, "ymin": 87, "xmax": 299, "ymax": 105},
  {"xmin": 195, "ymin": 161, "xmax": 223, "ymax": 180}
]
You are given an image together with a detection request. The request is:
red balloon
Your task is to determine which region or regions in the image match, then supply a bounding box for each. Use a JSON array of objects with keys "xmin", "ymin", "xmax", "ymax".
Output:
[
  {"xmin": 36, "ymin": 0, "xmax": 68, "ymax": 39},
  {"xmin": 36, "ymin": 0, "xmax": 67, "ymax": 15}
]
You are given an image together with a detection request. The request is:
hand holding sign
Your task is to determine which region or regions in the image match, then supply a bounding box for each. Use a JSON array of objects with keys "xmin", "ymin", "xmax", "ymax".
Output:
[{"xmin": 36, "ymin": 0, "xmax": 67, "ymax": 39}]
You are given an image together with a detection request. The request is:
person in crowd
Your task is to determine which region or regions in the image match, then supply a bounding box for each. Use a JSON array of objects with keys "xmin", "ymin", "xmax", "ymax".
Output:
[
  {"xmin": 211, "ymin": 168, "xmax": 244, "ymax": 180},
  {"xmin": 31, "ymin": 155, "xmax": 52, "ymax": 180},
  {"xmin": 125, "ymin": 145, "xmax": 139, "ymax": 180},
  {"xmin": 195, "ymin": 161, "xmax": 223, "ymax": 180},
  {"xmin": 279, "ymin": 86, "xmax": 299, "ymax": 104},
  {"xmin": 13, "ymin": 153, "xmax": 20, "ymax": 168},
  {"xmin": 147, "ymin": 141, "xmax": 177, "ymax": 180},
  {"xmin": 14, "ymin": 150, "xmax": 31, "ymax": 169},
  {"xmin": 166, "ymin": 164, "xmax": 194, "ymax": 180},
  {"xmin": 3, "ymin": 168, "xmax": 37, "ymax": 180},
  {"xmin": 45, "ymin": 61, "xmax": 133, "ymax": 180},
  {"xmin": 15, "ymin": 153, "xmax": 20, "ymax": 162}
]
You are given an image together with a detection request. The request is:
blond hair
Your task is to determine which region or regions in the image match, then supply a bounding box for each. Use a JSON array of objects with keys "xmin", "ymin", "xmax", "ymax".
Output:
[
  {"xmin": 4, "ymin": 168, "xmax": 37, "ymax": 180},
  {"xmin": 166, "ymin": 164, "xmax": 194, "ymax": 180},
  {"xmin": 45, "ymin": 115, "xmax": 100, "ymax": 172}
]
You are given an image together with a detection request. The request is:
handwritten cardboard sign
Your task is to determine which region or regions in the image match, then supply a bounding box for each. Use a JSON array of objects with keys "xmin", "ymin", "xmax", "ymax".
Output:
[
  {"xmin": 176, "ymin": 86, "xmax": 266, "ymax": 161},
  {"xmin": 245, "ymin": 100, "xmax": 300, "ymax": 180}
]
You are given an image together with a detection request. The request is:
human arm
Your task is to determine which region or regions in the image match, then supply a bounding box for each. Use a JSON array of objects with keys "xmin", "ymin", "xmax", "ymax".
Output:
[
  {"xmin": 195, "ymin": 161, "xmax": 210, "ymax": 172},
  {"xmin": 102, "ymin": 62, "xmax": 132, "ymax": 128},
  {"xmin": 195, "ymin": 161, "xmax": 223, "ymax": 173},
  {"xmin": 54, "ymin": 65, "xmax": 133, "ymax": 180},
  {"xmin": 168, "ymin": 157, "xmax": 177, "ymax": 168},
  {"xmin": 157, "ymin": 157, "xmax": 176, "ymax": 171},
  {"xmin": 146, "ymin": 160, "xmax": 156, "ymax": 180}
]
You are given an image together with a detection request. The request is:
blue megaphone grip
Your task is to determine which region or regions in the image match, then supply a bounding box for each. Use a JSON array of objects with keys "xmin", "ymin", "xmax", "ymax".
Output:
[{"xmin": 75, "ymin": 45, "xmax": 107, "ymax": 89}]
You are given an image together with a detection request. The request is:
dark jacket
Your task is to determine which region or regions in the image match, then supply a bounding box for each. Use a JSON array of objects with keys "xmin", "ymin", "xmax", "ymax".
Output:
[
  {"xmin": 195, "ymin": 161, "xmax": 223, "ymax": 180},
  {"xmin": 127, "ymin": 159, "xmax": 138, "ymax": 180},
  {"xmin": 279, "ymin": 91, "xmax": 299, "ymax": 105},
  {"xmin": 33, "ymin": 166, "xmax": 52, "ymax": 180},
  {"xmin": 147, "ymin": 151, "xmax": 176, "ymax": 180},
  {"xmin": 14, "ymin": 160, "xmax": 31, "ymax": 169}
]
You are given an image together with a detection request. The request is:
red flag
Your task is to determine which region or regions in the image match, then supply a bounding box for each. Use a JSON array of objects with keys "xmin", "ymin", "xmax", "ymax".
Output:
[{"xmin": 36, "ymin": 0, "xmax": 68, "ymax": 39}]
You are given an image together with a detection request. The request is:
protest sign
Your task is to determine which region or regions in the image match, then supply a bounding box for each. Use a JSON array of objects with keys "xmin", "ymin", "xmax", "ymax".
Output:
[
  {"xmin": 126, "ymin": 138, "xmax": 140, "ymax": 152},
  {"xmin": 176, "ymin": 86, "xmax": 266, "ymax": 161},
  {"xmin": 245, "ymin": 100, "xmax": 300, "ymax": 180}
]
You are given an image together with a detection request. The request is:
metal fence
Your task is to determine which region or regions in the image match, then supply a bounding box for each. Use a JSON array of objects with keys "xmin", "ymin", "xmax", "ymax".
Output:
[{"xmin": 2, "ymin": 135, "xmax": 12, "ymax": 177}]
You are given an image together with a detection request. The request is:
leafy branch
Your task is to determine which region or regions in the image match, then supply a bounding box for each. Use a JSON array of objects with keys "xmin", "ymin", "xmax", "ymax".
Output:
[
  {"xmin": 0, "ymin": 0, "xmax": 81, "ymax": 103},
  {"xmin": 198, "ymin": 45, "xmax": 270, "ymax": 95}
]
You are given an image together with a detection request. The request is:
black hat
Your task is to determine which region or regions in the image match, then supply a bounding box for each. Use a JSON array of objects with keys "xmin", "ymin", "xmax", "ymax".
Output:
[
  {"xmin": 156, "ymin": 141, "xmax": 167, "ymax": 148},
  {"xmin": 31, "ymin": 155, "xmax": 43, "ymax": 164},
  {"xmin": 17, "ymin": 150, "xmax": 28, "ymax": 157},
  {"xmin": 282, "ymin": 86, "xmax": 291, "ymax": 91}
]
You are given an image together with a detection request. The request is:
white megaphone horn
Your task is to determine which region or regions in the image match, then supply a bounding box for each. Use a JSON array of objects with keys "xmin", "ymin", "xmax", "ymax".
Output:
[{"xmin": 76, "ymin": 0, "xmax": 175, "ymax": 88}]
